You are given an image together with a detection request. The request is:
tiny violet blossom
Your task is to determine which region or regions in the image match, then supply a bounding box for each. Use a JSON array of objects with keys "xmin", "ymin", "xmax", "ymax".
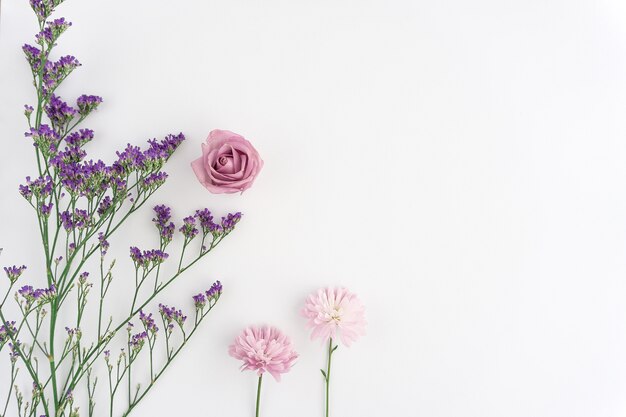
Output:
[
  {"xmin": 179, "ymin": 216, "xmax": 199, "ymax": 240},
  {"xmin": 158, "ymin": 303, "xmax": 187, "ymax": 333},
  {"xmin": 4, "ymin": 265, "xmax": 27, "ymax": 283},
  {"xmin": 229, "ymin": 326, "xmax": 298, "ymax": 417}
]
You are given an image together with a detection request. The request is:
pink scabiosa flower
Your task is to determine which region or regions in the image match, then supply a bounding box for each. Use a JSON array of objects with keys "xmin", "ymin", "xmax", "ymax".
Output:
[
  {"xmin": 229, "ymin": 325, "xmax": 298, "ymax": 417},
  {"xmin": 301, "ymin": 287, "xmax": 366, "ymax": 347},
  {"xmin": 301, "ymin": 287, "xmax": 366, "ymax": 417}
]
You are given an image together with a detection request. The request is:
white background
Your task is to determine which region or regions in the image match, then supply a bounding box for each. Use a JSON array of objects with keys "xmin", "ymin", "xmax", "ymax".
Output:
[{"xmin": 2, "ymin": 0, "xmax": 626, "ymax": 416}]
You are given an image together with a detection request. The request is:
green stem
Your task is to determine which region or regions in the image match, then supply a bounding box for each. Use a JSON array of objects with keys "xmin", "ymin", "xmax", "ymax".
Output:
[
  {"xmin": 325, "ymin": 338, "xmax": 334, "ymax": 417},
  {"xmin": 256, "ymin": 374, "xmax": 263, "ymax": 417}
]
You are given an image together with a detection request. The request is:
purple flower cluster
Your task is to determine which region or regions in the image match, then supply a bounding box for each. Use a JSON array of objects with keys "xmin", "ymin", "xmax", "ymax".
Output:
[
  {"xmin": 29, "ymin": 0, "xmax": 65, "ymax": 23},
  {"xmin": 40, "ymin": 202, "xmax": 54, "ymax": 217},
  {"xmin": 158, "ymin": 304, "xmax": 187, "ymax": 332},
  {"xmin": 98, "ymin": 232, "xmax": 110, "ymax": 257},
  {"xmin": 194, "ymin": 208, "xmax": 218, "ymax": 235},
  {"xmin": 142, "ymin": 171, "xmax": 168, "ymax": 191},
  {"xmin": 113, "ymin": 134, "xmax": 185, "ymax": 176},
  {"xmin": 26, "ymin": 124, "xmax": 60, "ymax": 155},
  {"xmin": 22, "ymin": 44, "xmax": 41, "ymax": 72},
  {"xmin": 76, "ymin": 94, "xmax": 102, "ymax": 116},
  {"xmin": 194, "ymin": 209, "xmax": 242, "ymax": 237},
  {"xmin": 65, "ymin": 128, "xmax": 94, "ymax": 147},
  {"xmin": 18, "ymin": 284, "xmax": 56, "ymax": 307},
  {"xmin": 221, "ymin": 212, "xmax": 242, "ymax": 232},
  {"xmin": 192, "ymin": 280, "xmax": 223, "ymax": 310},
  {"xmin": 179, "ymin": 216, "xmax": 199, "ymax": 240},
  {"xmin": 19, "ymin": 175, "xmax": 53, "ymax": 201},
  {"xmin": 35, "ymin": 17, "xmax": 71, "ymax": 45},
  {"xmin": 41, "ymin": 56, "xmax": 82, "ymax": 97},
  {"xmin": 24, "ymin": 104, "xmax": 34, "ymax": 118},
  {"xmin": 130, "ymin": 331, "xmax": 148, "ymax": 352},
  {"xmin": 60, "ymin": 208, "xmax": 91, "ymax": 231},
  {"xmin": 45, "ymin": 94, "xmax": 77, "ymax": 132},
  {"xmin": 129, "ymin": 247, "xmax": 169, "ymax": 268},
  {"xmin": 152, "ymin": 205, "xmax": 175, "ymax": 245},
  {"xmin": 64, "ymin": 326, "xmax": 81, "ymax": 339},
  {"xmin": 139, "ymin": 310, "xmax": 159, "ymax": 334},
  {"xmin": 4, "ymin": 265, "xmax": 27, "ymax": 283},
  {"xmin": 0, "ymin": 321, "xmax": 17, "ymax": 347}
]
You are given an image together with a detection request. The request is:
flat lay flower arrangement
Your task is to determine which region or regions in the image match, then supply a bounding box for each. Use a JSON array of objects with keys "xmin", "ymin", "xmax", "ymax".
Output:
[{"xmin": 0, "ymin": 1, "xmax": 367, "ymax": 417}]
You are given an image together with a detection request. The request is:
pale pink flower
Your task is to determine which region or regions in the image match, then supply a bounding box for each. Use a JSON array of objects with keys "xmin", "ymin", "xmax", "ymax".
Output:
[
  {"xmin": 228, "ymin": 325, "xmax": 298, "ymax": 381},
  {"xmin": 301, "ymin": 287, "xmax": 366, "ymax": 347}
]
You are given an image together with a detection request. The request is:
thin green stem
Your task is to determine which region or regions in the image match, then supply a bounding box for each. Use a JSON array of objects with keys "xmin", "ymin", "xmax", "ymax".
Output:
[
  {"xmin": 325, "ymin": 338, "xmax": 334, "ymax": 417},
  {"xmin": 256, "ymin": 374, "xmax": 263, "ymax": 417}
]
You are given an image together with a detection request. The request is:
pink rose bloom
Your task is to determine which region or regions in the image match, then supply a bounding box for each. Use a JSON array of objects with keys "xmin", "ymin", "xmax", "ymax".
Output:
[
  {"xmin": 191, "ymin": 129, "xmax": 263, "ymax": 194},
  {"xmin": 228, "ymin": 325, "xmax": 298, "ymax": 381},
  {"xmin": 301, "ymin": 287, "xmax": 366, "ymax": 347}
]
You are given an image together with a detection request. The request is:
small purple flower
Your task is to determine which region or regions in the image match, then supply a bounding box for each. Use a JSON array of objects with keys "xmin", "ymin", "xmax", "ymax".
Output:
[
  {"xmin": 139, "ymin": 310, "xmax": 159, "ymax": 334},
  {"xmin": 130, "ymin": 331, "xmax": 148, "ymax": 352},
  {"xmin": 205, "ymin": 280, "xmax": 223, "ymax": 300},
  {"xmin": 76, "ymin": 94, "xmax": 102, "ymax": 116},
  {"xmin": 97, "ymin": 196, "xmax": 113, "ymax": 217},
  {"xmin": 26, "ymin": 124, "xmax": 60, "ymax": 155},
  {"xmin": 24, "ymin": 104, "xmax": 34, "ymax": 118},
  {"xmin": 153, "ymin": 205, "xmax": 175, "ymax": 245},
  {"xmin": 130, "ymin": 247, "xmax": 168, "ymax": 268},
  {"xmin": 221, "ymin": 212, "xmax": 242, "ymax": 232},
  {"xmin": 142, "ymin": 171, "xmax": 168, "ymax": 190},
  {"xmin": 35, "ymin": 17, "xmax": 71, "ymax": 45},
  {"xmin": 60, "ymin": 208, "xmax": 90, "ymax": 231},
  {"xmin": 65, "ymin": 128, "xmax": 94, "ymax": 147},
  {"xmin": 179, "ymin": 216, "xmax": 199, "ymax": 240},
  {"xmin": 65, "ymin": 327, "xmax": 81, "ymax": 339},
  {"xmin": 158, "ymin": 303, "xmax": 187, "ymax": 332},
  {"xmin": 143, "ymin": 133, "xmax": 185, "ymax": 165},
  {"xmin": 18, "ymin": 284, "xmax": 56, "ymax": 307},
  {"xmin": 22, "ymin": 43, "xmax": 42, "ymax": 71},
  {"xmin": 45, "ymin": 95, "xmax": 77, "ymax": 132},
  {"xmin": 4, "ymin": 265, "xmax": 27, "ymax": 283},
  {"xmin": 0, "ymin": 321, "xmax": 17, "ymax": 347},
  {"xmin": 98, "ymin": 232, "xmax": 110, "ymax": 257},
  {"xmin": 19, "ymin": 175, "xmax": 53, "ymax": 201},
  {"xmin": 40, "ymin": 202, "xmax": 54, "ymax": 217},
  {"xmin": 42, "ymin": 56, "xmax": 81, "ymax": 96},
  {"xmin": 192, "ymin": 293, "xmax": 207, "ymax": 310},
  {"xmin": 195, "ymin": 208, "xmax": 222, "ymax": 235}
]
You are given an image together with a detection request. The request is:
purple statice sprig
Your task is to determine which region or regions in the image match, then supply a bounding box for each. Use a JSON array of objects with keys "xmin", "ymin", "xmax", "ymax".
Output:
[
  {"xmin": 153, "ymin": 205, "xmax": 175, "ymax": 246},
  {"xmin": 29, "ymin": 0, "xmax": 66, "ymax": 23},
  {"xmin": 35, "ymin": 17, "xmax": 72, "ymax": 46},
  {"xmin": 139, "ymin": 310, "xmax": 159, "ymax": 335},
  {"xmin": 42, "ymin": 56, "xmax": 82, "ymax": 98},
  {"xmin": 25, "ymin": 124, "xmax": 59, "ymax": 156},
  {"xmin": 158, "ymin": 303, "xmax": 187, "ymax": 335},
  {"xmin": 192, "ymin": 280, "xmax": 223, "ymax": 323},
  {"xmin": 129, "ymin": 331, "xmax": 148, "ymax": 354},
  {"xmin": 45, "ymin": 94, "xmax": 77, "ymax": 133},
  {"xmin": 0, "ymin": 321, "xmax": 17, "ymax": 349},
  {"xmin": 4, "ymin": 265, "xmax": 27, "ymax": 284},
  {"xmin": 76, "ymin": 94, "xmax": 102, "ymax": 117},
  {"xmin": 179, "ymin": 216, "xmax": 199, "ymax": 241},
  {"xmin": 17, "ymin": 284, "xmax": 56, "ymax": 309},
  {"xmin": 130, "ymin": 247, "xmax": 169, "ymax": 269}
]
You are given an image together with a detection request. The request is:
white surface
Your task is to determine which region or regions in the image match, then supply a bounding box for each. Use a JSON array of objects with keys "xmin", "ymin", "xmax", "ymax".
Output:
[{"xmin": 2, "ymin": 1, "xmax": 626, "ymax": 416}]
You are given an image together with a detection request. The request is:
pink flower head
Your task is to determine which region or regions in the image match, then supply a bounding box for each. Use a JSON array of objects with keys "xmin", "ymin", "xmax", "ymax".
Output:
[
  {"xmin": 228, "ymin": 325, "xmax": 298, "ymax": 381},
  {"xmin": 301, "ymin": 287, "xmax": 366, "ymax": 347},
  {"xmin": 191, "ymin": 129, "xmax": 263, "ymax": 194}
]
